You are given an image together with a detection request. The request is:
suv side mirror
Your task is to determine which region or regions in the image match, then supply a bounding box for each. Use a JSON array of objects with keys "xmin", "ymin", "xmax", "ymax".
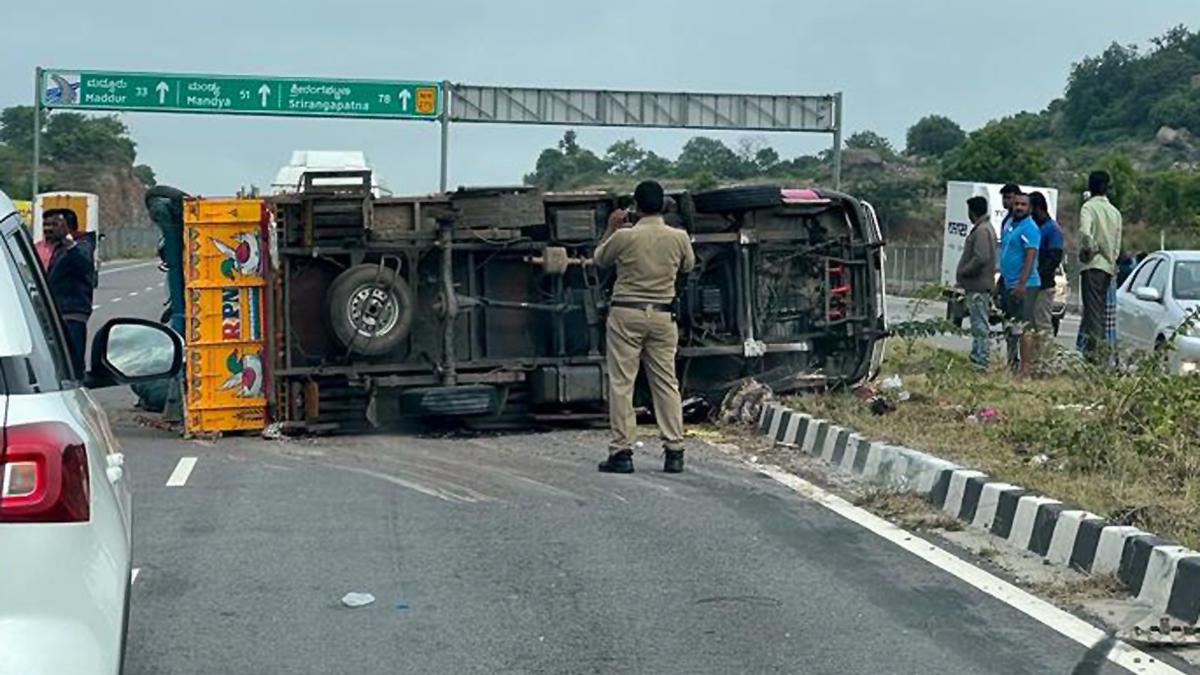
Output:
[
  {"xmin": 1134, "ymin": 286, "xmax": 1163, "ymax": 303},
  {"xmin": 87, "ymin": 318, "xmax": 183, "ymax": 389}
]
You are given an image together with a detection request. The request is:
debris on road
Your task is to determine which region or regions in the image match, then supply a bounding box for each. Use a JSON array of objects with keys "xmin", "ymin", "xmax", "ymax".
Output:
[
  {"xmin": 261, "ymin": 422, "xmax": 285, "ymax": 440},
  {"xmin": 341, "ymin": 592, "xmax": 376, "ymax": 608},
  {"xmin": 719, "ymin": 379, "xmax": 774, "ymax": 427},
  {"xmin": 1119, "ymin": 616, "xmax": 1200, "ymax": 647}
]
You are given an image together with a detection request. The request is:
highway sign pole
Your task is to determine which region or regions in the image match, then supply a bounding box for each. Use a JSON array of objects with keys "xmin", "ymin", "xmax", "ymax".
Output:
[
  {"xmin": 32, "ymin": 67, "xmax": 41, "ymax": 198},
  {"xmin": 832, "ymin": 92, "xmax": 844, "ymax": 191},
  {"xmin": 439, "ymin": 80, "xmax": 450, "ymax": 192}
]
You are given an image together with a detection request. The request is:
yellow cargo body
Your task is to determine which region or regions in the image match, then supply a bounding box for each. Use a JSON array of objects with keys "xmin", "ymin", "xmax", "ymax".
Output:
[
  {"xmin": 185, "ymin": 286, "xmax": 265, "ymax": 345},
  {"xmin": 185, "ymin": 222, "xmax": 265, "ymax": 288},
  {"xmin": 185, "ymin": 342, "xmax": 267, "ymax": 411},
  {"xmin": 183, "ymin": 197, "xmax": 268, "ymax": 434},
  {"xmin": 184, "ymin": 198, "xmax": 264, "ymax": 225},
  {"xmin": 186, "ymin": 407, "xmax": 266, "ymax": 434}
]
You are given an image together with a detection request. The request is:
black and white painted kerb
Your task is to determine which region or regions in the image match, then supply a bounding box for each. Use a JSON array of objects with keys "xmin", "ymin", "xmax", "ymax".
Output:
[{"xmin": 758, "ymin": 404, "xmax": 1200, "ymax": 625}]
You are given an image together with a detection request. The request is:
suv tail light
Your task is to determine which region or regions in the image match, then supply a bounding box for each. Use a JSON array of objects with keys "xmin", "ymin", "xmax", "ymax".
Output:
[{"xmin": 0, "ymin": 422, "xmax": 90, "ymax": 523}]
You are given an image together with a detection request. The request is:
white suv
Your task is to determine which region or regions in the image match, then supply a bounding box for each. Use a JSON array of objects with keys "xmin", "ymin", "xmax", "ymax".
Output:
[{"xmin": 0, "ymin": 190, "xmax": 182, "ymax": 675}]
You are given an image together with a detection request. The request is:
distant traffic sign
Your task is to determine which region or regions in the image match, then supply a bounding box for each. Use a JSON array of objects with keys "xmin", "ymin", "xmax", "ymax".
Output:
[{"xmin": 41, "ymin": 70, "xmax": 441, "ymax": 120}]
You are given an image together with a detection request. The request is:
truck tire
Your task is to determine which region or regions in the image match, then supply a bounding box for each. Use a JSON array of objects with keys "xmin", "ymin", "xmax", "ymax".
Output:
[
  {"xmin": 692, "ymin": 186, "xmax": 783, "ymax": 214},
  {"xmin": 327, "ymin": 264, "xmax": 414, "ymax": 356}
]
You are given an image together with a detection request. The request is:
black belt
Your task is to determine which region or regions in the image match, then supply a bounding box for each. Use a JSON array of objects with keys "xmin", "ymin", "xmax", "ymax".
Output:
[{"xmin": 611, "ymin": 300, "xmax": 673, "ymax": 313}]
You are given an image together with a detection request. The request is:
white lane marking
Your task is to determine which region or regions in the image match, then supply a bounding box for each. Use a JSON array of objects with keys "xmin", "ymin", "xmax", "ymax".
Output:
[
  {"xmin": 145, "ymin": 286, "xmax": 154, "ymax": 292},
  {"xmin": 110, "ymin": 297, "xmax": 122, "ymax": 303},
  {"xmin": 166, "ymin": 457, "xmax": 198, "ymax": 487},
  {"xmin": 92, "ymin": 304, "xmax": 100, "ymax": 310},
  {"xmin": 131, "ymin": 568, "xmax": 141, "ymax": 584},
  {"xmin": 99, "ymin": 260, "xmax": 159, "ymax": 276},
  {"xmin": 128, "ymin": 291, "xmax": 139, "ymax": 297},
  {"xmin": 336, "ymin": 464, "xmax": 476, "ymax": 504},
  {"xmin": 157, "ymin": 282, "xmax": 164, "ymax": 287},
  {"xmin": 754, "ymin": 465, "xmax": 1186, "ymax": 675}
]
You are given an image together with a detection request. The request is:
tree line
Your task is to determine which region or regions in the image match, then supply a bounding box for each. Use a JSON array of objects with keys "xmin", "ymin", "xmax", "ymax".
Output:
[
  {"xmin": 524, "ymin": 25, "xmax": 1200, "ymax": 239},
  {"xmin": 0, "ymin": 105, "xmax": 156, "ymax": 200}
]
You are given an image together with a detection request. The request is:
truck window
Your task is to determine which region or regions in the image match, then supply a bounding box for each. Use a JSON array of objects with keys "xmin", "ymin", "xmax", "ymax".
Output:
[{"xmin": 1, "ymin": 222, "xmax": 76, "ymax": 391}]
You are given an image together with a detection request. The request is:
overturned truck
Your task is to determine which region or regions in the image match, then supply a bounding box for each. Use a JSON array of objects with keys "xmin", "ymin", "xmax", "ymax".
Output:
[{"xmin": 267, "ymin": 173, "xmax": 886, "ymax": 433}]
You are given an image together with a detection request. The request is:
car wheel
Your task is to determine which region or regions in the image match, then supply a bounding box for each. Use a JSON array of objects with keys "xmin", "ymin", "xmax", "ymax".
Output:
[
  {"xmin": 326, "ymin": 264, "xmax": 414, "ymax": 356},
  {"xmin": 692, "ymin": 186, "xmax": 784, "ymax": 213}
]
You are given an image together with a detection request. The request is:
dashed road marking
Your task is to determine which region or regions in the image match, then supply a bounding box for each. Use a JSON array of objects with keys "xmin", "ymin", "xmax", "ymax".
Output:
[
  {"xmin": 99, "ymin": 260, "xmax": 160, "ymax": 276},
  {"xmin": 111, "ymin": 297, "xmax": 122, "ymax": 303},
  {"xmin": 145, "ymin": 286, "xmax": 154, "ymax": 292},
  {"xmin": 166, "ymin": 457, "xmax": 198, "ymax": 487},
  {"xmin": 92, "ymin": 304, "xmax": 100, "ymax": 310},
  {"xmin": 132, "ymin": 568, "xmax": 141, "ymax": 584},
  {"xmin": 129, "ymin": 291, "xmax": 139, "ymax": 297}
]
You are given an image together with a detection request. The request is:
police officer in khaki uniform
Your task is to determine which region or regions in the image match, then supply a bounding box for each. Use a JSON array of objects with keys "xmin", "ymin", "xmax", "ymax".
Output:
[{"xmin": 593, "ymin": 181, "xmax": 695, "ymax": 474}]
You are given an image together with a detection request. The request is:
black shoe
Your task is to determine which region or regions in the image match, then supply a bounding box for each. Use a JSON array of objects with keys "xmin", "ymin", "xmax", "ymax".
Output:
[
  {"xmin": 598, "ymin": 450, "xmax": 634, "ymax": 474},
  {"xmin": 664, "ymin": 450, "xmax": 684, "ymax": 474}
]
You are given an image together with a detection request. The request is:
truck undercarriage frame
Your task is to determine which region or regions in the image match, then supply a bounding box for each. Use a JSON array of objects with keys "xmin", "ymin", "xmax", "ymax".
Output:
[{"xmin": 265, "ymin": 173, "xmax": 886, "ymax": 433}]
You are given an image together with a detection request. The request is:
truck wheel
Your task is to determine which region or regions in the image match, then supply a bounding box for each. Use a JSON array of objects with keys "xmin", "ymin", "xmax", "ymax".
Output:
[
  {"xmin": 692, "ymin": 186, "xmax": 783, "ymax": 213},
  {"xmin": 327, "ymin": 264, "xmax": 414, "ymax": 356}
]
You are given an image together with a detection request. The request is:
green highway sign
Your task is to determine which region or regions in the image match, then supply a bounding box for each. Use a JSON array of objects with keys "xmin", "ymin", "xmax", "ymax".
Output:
[{"xmin": 40, "ymin": 69, "xmax": 441, "ymax": 120}]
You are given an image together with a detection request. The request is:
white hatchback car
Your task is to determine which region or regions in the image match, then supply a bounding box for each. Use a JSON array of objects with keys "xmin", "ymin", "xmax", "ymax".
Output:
[
  {"xmin": 0, "ymin": 190, "xmax": 182, "ymax": 674},
  {"xmin": 1116, "ymin": 250, "xmax": 1200, "ymax": 374}
]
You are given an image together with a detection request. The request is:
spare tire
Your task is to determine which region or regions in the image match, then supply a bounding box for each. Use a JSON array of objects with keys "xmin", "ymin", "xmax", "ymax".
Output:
[
  {"xmin": 692, "ymin": 186, "xmax": 784, "ymax": 214},
  {"xmin": 327, "ymin": 264, "xmax": 414, "ymax": 356}
]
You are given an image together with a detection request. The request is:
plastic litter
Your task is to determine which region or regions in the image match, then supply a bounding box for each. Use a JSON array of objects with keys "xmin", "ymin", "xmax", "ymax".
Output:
[
  {"xmin": 881, "ymin": 375, "xmax": 904, "ymax": 391},
  {"xmin": 341, "ymin": 592, "xmax": 376, "ymax": 608}
]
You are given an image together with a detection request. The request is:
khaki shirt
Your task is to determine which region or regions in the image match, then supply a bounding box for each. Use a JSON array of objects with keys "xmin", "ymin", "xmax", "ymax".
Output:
[
  {"xmin": 1080, "ymin": 195, "xmax": 1122, "ymax": 276},
  {"xmin": 594, "ymin": 215, "xmax": 695, "ymax": 304}
]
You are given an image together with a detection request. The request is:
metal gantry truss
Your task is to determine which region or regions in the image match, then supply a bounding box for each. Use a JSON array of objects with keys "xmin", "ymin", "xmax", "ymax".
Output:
[{"xmin": 442, "ymin": 84, "xmax": 843, "ymax": 190}]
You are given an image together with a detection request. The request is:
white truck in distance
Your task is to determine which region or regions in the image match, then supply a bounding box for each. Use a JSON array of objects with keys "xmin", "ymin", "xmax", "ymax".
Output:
[{"xmin": 941, "ymin": 181, "xmax": 1068, "ymax": 335}]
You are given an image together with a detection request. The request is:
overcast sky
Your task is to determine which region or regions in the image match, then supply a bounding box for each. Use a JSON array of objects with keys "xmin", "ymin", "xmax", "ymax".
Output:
[{"xmin": 2, "ymin": 1, "xmax": 1197, "ymax": 196}]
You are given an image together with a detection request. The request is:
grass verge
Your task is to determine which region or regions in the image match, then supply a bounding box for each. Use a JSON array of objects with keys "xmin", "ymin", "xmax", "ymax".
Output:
[{"xmin": 786, "ymin": 339, "xmax": 1200, "ymax": 550}]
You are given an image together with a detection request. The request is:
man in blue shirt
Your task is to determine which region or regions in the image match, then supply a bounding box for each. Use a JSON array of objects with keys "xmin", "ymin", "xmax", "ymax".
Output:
[{"xmin": 999, "ymin": 192, "xmax": 1040, "ymax": 376}]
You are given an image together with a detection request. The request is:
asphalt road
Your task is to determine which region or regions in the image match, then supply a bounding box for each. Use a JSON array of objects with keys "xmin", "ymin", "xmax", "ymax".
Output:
[{"xmin": 84, "ymin": 267, "xmax": 1173, "ymax": 674}]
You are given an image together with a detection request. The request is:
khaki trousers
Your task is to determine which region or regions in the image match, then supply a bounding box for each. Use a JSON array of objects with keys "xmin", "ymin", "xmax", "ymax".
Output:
[{"xmin": 605, "ymin": 306, "xmax": 685, "ymax": 452}]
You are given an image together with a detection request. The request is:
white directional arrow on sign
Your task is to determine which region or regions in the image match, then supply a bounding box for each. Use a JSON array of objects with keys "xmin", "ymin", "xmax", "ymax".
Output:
[
  {"xmin": 258, "ymin": 84, "xmax": 271, "ymax": 107},
  {"xmin": 155, "ymin": 81, "xmax": 169, "ymax": 104},
  {"xmin": 398, "ymin": 89, "xmax": 412, "ymax": 112}
]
